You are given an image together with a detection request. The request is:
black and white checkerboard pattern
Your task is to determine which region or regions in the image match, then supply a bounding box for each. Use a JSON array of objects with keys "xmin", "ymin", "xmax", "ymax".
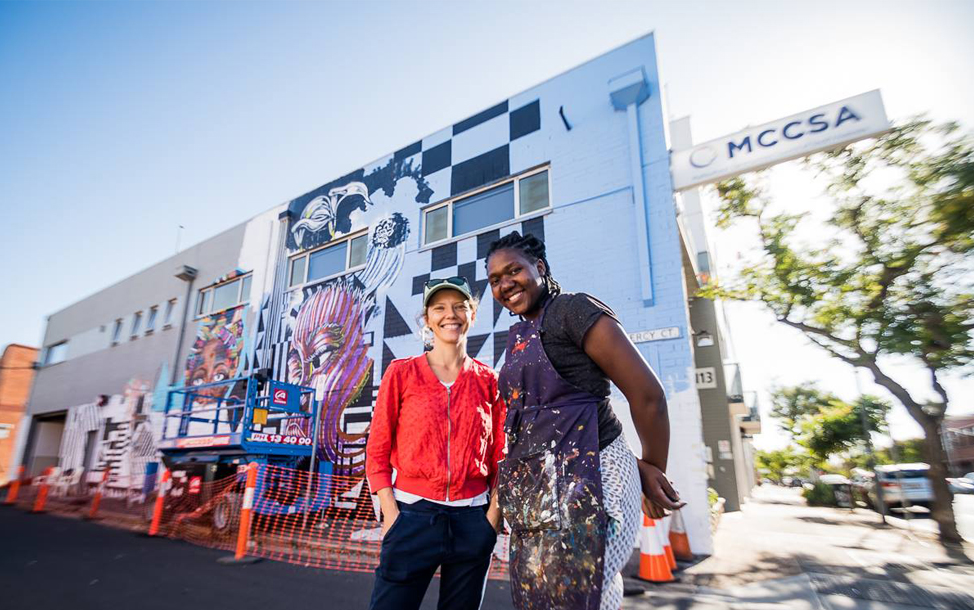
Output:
[
  {"xmin": 399, "ymin": 215, "xmax": 547, "ymax": 370},
  {"xmin": 389, "ymin": 98, "xmax": 542, "ymax": 204}
]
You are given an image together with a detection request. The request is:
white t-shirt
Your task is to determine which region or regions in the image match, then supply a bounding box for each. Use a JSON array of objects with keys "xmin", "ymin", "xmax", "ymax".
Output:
[{"xmin": 392, "ymin": 379, "xmax": 490, "ymax": 507}]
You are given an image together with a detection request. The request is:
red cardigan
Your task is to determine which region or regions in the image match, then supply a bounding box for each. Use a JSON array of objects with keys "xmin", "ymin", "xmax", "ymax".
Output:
[{"xmin": 365, "ymin": 354, "xmax": 507, "ymax": 501}]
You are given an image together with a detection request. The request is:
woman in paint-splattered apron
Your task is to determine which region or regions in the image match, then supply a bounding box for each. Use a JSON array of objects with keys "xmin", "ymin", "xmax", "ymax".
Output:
[{"xmin": 486, "ymin": 232, "xmax": 685, "ymax": 610}]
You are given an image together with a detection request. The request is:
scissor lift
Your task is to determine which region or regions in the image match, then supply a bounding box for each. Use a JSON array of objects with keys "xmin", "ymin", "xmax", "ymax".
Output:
[{"xmin": 155, "ymin": 375, "xmax": 330, "ymax": 529}]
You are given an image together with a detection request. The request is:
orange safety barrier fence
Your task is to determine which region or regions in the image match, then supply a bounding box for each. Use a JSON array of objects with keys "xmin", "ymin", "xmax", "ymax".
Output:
[{"xmin": 4, "ymin": 463, "xmax": 512, "ymax": 580}]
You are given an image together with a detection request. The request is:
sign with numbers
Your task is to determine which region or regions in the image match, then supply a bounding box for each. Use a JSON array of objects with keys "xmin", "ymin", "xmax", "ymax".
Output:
[{"xmin": 695, "ymin": 367, "xmax": 717, "ymax": 389}]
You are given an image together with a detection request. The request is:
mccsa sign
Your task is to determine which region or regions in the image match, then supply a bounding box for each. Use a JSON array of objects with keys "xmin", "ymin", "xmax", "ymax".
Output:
[{"xmin": 671, "ymin": 90, "xmax": 890, "ymax": 191}]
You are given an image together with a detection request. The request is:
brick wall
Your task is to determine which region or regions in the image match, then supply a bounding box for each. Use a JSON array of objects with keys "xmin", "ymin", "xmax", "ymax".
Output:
[{"xmin": 0, "ymin": 344, "xmax": 38, "ymax": 483}]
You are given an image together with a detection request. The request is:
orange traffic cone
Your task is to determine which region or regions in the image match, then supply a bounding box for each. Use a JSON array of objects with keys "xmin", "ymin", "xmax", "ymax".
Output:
[
  {"xmin": 658, "ymin": 516, "xmax": 677, "ymax": 571},
  {"xmin": 637, "ymin": 514, "xmax": 674, "ymax": 583},
  {"xmin": 669, "ymin": 508, "xmax": 693, "ymax": 561}
]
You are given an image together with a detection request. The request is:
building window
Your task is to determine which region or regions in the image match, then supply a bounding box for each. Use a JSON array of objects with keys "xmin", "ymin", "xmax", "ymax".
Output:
[
  {"xmin": 44, "ymin": 341, "xmax": 68, "ymax": 365},
  {"xmin": 423, "ymin": 167, "xmax": 550, "ymax": 246},
  {"xmin": 145, "ymin": 306, "xmax": 158, "ymax": 334},
  {"xmin": 288, "ymin": 232, "xmax": 368, "ymax": 288},
  {"xmin": 196, "ymin": 274, "xmax": 252, "ymax": 318},
  {"xmin": 111, "ymin": 319, "xmax": 123, "ymax": 345},
  {"xmin": 163, "ymin": 299, "xmax": 176, "ymax": 327},
  {"xmin": 131, "ymin": 311, "xmax": 143, "ymax": 338}
]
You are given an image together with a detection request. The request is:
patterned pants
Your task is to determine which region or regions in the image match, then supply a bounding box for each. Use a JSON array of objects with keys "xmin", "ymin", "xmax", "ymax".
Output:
[{"xmin": 599, "ymin": 434, "xmax": 642, "ymax": 610}]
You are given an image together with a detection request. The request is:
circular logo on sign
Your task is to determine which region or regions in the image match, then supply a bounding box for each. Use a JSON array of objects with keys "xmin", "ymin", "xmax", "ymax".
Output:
[{"xmin": 689, "ymin": 145, "xmax": 718, "ymax": 169}]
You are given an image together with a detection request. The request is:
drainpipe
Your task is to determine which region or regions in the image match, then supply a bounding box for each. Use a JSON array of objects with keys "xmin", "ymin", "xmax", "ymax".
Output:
[
  {"xmin": 609, "ymin": 68, "xmax": 653, "ymax": 305},
  {"xmin": 171, "ymin": 265, "xmax": 198, "ymax": 385}
]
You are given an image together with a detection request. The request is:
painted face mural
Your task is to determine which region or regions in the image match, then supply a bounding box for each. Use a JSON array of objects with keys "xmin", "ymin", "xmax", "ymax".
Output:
[
  {"xmin": 282, "ymin": 212, "xmax": 410, "ymax": 474},
  {"xmin": 185, "ymin": 308, "xmax": 245, "ymax": 404},
  {"xmin": 287, "ymin": 280, "xmax": 371, "ymax": 466}
]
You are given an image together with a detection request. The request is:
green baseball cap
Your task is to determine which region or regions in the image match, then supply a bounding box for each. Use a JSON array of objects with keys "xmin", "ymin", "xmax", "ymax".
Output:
[{"xmin": 423, "ymin": 276, "xmax": 473, "ymax": 306}]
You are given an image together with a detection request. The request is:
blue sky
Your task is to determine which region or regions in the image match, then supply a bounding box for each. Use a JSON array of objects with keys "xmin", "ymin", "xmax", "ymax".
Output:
[{"xmin": 2, "ymin": 0, "xmax": 973, "ymax": 446}]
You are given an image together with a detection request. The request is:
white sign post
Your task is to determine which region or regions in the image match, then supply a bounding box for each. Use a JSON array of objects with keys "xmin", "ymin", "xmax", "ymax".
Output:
[{"xmin": 671, "ymin": 90, "xmax": 890, "ymax": 191}]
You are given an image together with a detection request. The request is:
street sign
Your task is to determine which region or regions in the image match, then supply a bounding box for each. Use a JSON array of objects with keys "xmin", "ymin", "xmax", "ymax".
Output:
[
  {"xmin": 629, "ymin": 326, "xmax": 682, "ymax": 344},
  {"xmin": 671, "ymin": 90, "xmax": 890, "ymax": 191}
]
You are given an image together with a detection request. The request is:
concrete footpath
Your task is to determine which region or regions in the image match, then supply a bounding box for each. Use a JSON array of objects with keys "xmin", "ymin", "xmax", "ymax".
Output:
[{"xmin": 622, "ymin": 485, "xmax": 974, "ymax": 610}]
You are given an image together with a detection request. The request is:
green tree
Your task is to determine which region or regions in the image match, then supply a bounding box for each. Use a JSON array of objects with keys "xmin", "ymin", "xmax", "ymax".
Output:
[
  {"xmin": 700, "ymin": 118, "xmax": 974, "ymax": 544},
  {"xmin": 794, "ymin": 395, "xmax": 891, "ymax": 462},
  {"xmin": 769, "ymin": 383, "xmax": 841, "ymax": 436},
  {"xmin": 755, "ymin": 446, "xmax": 814, "ymax": 483},
  {"xmin": 847, "ymin": 438, "xmax": 926, "ymax": 470}
]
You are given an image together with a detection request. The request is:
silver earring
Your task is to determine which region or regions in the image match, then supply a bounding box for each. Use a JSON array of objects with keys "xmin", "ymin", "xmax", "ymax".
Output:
[{"xmin": 422, "ymin": 326, "xmax": 433, "ymax": 348}]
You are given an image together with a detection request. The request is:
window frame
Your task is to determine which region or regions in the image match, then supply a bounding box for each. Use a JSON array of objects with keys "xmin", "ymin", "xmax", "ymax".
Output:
[
  {"xmin": 163, "ymin": 299, "xmax": 177, "ymax": 328},
  {"xmin": 43, "ymin": 341, "xmax": 68, "ymax": 366},
  {"xmin": 111, "ymin": 319, "xmax": 123, "ymax": 345},
  {"xmin": 145, "ymin": 306, "xmax": 158, "ymax": 335},
  {"xmin": 195, "ymin": 273, "xmax": 253, "ymax": 319},
  {"xmin": 130, "ymin": 311, "xmax": 143, "ymax": 339},
  {"xmin": 287, "ymin": 230, "xmax": 369, "ymax": 290},
  {"xmin": 422, "ymin": 165, "xmax": 551, "ymax": 247}
]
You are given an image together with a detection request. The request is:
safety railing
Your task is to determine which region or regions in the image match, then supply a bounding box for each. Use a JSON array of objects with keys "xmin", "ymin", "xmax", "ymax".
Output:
[{"xmin": 1, "ymin": 463, "xmax": 510, "ymax": 580}]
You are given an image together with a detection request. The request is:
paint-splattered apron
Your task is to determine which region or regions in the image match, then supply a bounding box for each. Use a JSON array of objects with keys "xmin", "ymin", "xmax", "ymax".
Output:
[{"xmin": 498, "ymin": 300, "xmax": 606, "ymax": 610}]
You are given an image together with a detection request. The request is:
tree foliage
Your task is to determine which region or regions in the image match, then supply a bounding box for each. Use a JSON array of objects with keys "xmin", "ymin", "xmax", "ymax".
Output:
[
  {"xmin": 700, "ymin": 117, "xmax": 974, "ymax": 543},
  {"xmin": 768, "ymin": 384, "xmax": 891, "ymax": 462},
  {"xmin": 795, "ymin": 394, "xmax": 891, "ymax": 462},
  {"xmin": 846, "ymin": 438, "xmax": 926, "ymax": 471},
  {"xmin": 755, "ymin": 446, "xmax": 815, "ymax": 482}
]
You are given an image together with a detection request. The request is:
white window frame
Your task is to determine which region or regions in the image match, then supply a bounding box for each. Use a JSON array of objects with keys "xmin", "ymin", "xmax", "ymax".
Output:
[
  {"xmin": 111, "ymin": 319, "xmax": 123, "ymax": 345},
  {"xmin": 145, "ymin": 306, "xmax": 158, "ymax": 335},
  {"xmin": 422, "ymin": 165, "xmax": 551, "ymax": 247},
  {"xmin": 287, "ymin": 230, "xmax": 369, "ymax": 290},
  {"xmin": 195, "ymin": 273, "xmax": 253, "ymax": 319},
  {"xmin": 163, "ymin": 299, "xmax": 177, "ymax": 328},
  {"xmin": 130, "ymin": 311, "xmax": 143, "ymax": 339},
  {"xmin": 43, "ymin": 341, "xmax": 68, "ymax": 366}
]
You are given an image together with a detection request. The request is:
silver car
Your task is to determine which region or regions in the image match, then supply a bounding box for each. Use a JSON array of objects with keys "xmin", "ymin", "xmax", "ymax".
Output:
[{"xmin": 869, "ymin": 463, "xmax": 934, "ymax": 508}]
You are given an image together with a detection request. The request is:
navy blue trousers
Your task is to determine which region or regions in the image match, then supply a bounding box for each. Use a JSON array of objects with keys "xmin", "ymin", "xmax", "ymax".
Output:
[{"xmin": 369, "ymin": 500, "xmax": 497, "ymax": 610}]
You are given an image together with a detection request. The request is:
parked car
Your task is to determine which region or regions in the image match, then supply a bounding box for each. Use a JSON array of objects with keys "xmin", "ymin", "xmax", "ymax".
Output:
[
  {"xmin": 850, "ymin": 468, "xmax": 874, "ymax": 507},
  {"xmin": 818, "ymin": 474, "xmax": 854, "ymax": 507},
  {"xmin": 947, "ymin": 476, "xmax": 974, "ymax": 495},
  {"xmin": 866, "ymin": 463, "xmax": 934, "ymax": 509}
]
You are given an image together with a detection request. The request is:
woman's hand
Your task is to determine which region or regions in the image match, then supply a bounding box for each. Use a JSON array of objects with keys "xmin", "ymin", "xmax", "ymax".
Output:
[
  {"xmin": 376, "ymin": 487, "xmax": 399, "ymax": 537},
  {"xmin": 637, "ymin": 459, "xmax": 685, "ymax": 519},
  {"xmin": 486, "ymin": 505, "xmax": 503, "ymax": 533},
  {"xmin": 381, "ymin": 504, "xmax": 400, "ymax": 537},
  {"xmin": 486, "ymin": 490, "xmax": 503, "ymax": 533}
]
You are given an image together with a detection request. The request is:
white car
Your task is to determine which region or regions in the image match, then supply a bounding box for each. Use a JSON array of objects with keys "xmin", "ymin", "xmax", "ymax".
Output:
[
  {"xmin": 870, "ymin": 463, "xmax": 934, "ymax": 508},
  {"xmin": 947, "ymin": 475, "xmax": 974, "ymax": 495}
]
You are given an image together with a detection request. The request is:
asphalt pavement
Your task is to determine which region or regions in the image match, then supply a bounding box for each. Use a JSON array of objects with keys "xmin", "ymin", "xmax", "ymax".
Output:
[{"xmin": 0, "ymin": 507, "xmax": 515, "ymax": 610}]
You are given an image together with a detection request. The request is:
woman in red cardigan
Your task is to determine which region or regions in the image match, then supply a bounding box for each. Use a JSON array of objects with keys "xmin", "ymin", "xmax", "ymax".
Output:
[{"xmin": 365, "ymin": 276, "xmax": 506, "ymax": 610}]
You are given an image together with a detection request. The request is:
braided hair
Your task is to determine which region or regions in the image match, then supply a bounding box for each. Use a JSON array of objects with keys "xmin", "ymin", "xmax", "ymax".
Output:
[{"xmin": 484, "ymin": 231, "xmax": 562, "ymax": 297}]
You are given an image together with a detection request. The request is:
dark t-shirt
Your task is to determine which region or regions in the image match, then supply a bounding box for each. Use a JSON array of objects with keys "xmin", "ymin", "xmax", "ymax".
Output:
[{"xmin": 540, "ymin": 292, "xmax": 624, "ymax": 450}]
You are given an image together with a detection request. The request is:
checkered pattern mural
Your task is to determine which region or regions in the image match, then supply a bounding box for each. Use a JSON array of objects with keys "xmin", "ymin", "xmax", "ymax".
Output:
[{"xmin": 261, "ymin": 94, "xmax": 545, "ymax": 474}]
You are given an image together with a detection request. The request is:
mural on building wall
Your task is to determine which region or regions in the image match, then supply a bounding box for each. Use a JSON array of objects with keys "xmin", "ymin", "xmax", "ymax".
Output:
[
  {"xmin": 269, "ymin": 213, "xmax": 410, "ymax": 474},
  {"xmin": 58, "ymin": 378, "xmax": 159, "ymax": 490},
  {"xmin": 183, "ymin": 307, "xmax": 246, "ymax": 433},
  {"xmin": 286, "ymin": 156, "xmax": 430, "ymax": 252}
]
